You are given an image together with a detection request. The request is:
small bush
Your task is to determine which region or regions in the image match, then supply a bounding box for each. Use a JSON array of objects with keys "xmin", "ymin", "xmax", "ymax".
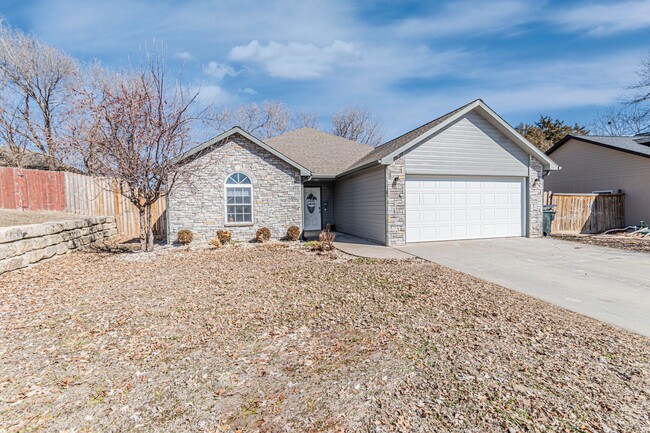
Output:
[
  {"xmin": 319, "ymin": 229, "xmax": 336, "ymax": 251},
  {"xmin": 209, "ymin": 236, "xmax": 222, "ymax": 249},
  {"xmin": 216, "ymin": 229, "xmax": 232, "ymax": 244},
  {"xmin": 304, "ymin": 240, "xmax": 322, "ymax": 250},
  {"xmin": 286, "ymin": 225, "xmax": 301, "ymax": 241},
  {"xmin": 177, "ymin": 229, "xmax": 193, "ymax": 245},
  {"xmin": 256, "ymin": 227, "xmax": 271, "ymax": 243}
]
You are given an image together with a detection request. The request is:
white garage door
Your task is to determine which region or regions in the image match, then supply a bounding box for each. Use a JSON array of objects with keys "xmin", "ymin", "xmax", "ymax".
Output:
[{"xmin": 406, "ymin": 176, "xmax": 525, "ymax": 242}]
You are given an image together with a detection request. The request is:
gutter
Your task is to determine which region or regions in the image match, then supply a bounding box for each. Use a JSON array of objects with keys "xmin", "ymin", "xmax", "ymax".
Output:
[{"xmin": 334, "ymin": 160, "xmax": 383, "ymax": 179}]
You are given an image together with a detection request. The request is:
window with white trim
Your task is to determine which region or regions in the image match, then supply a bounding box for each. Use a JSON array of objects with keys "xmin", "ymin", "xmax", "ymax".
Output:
[{"xmin": 225, "ymin": 173, "xmax": 252, "ymax": 223}]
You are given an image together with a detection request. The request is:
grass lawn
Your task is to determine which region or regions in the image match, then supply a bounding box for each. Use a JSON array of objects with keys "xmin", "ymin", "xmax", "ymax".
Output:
[{"xmin": 1, "ymin": 243, "xmax": 648, "ymax": 432}]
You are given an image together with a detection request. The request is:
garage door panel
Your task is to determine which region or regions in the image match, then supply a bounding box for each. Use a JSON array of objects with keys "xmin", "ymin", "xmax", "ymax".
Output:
[
  {"xmin": 439, "ymin": 193, "xmax": 452, "ymax": 205},
  {"xmin": 422, "ymin": 194, "xmax": 435, "ymax": 206},
  {"xmin": 406, "ymin": 176, "xmax": 525, "ymax": 242}
]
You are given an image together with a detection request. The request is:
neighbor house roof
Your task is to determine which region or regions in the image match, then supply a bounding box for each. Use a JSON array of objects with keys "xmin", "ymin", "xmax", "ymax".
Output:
[
  {"xmin": 547, "ymin": 134, "xmax": 650, "ymax": 159},
  {"xmin": 341, "ymin": 99, "xmax": 559, "ymax": 176},
  {"xmin": 0, "ymin": 147, "xmax": 78, "ymax": 172},
  {"xmin": 265, "ymin": 128, "xmax": 373, "ymax": 177},
  {"xmin": 177, "ymin": 127, "xmax": 311, "ymax": 176}
]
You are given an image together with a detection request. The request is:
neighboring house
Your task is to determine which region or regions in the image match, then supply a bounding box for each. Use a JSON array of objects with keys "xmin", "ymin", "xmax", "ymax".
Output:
[
  {"xmin": 545, "ymin": 134, "xmax": 650, "ymax": 226},
  {"xmin": 167, "ymin": 99, "xmax": 558, "ymax": 245},
  {"xmin": 0, "ymin": 147, "xmax": 75, "ymax": 172}
]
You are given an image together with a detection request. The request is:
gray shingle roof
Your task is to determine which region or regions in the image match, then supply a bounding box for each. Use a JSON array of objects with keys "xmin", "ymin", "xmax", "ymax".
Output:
[
  {"xmin": 265, "ymin": 128, "xmax": 374, "ymax": 177},
  {"xmin": 549, "ymin": 135, "xmax": 650, "ymax": 158},
  {"xmin": 343, "ymin": 100, "xmax": 478, "ymax": 173}
]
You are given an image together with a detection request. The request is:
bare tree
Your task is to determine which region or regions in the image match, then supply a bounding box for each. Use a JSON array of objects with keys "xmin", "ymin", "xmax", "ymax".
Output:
[
  {"xmin": 0, "ymin": 79, "xmax": 30, "ymax": 167},
  {"xmin": 0, "ymin": 22, "xmax": 78, "ymax": 169},
  {"xmin": 330, "ymin": 105, "xmax": 383, "ymax": 146},
  {"xmin": 74, "ymin": 49, "xmax": 199, "ymax": 252},
  {"xmin": 591, "ymin": 103, "xmax": 650, "ymax": 136},
  {"xmin": 590, "ymin": 55, "xmax": 650, "ymax": 136},
  {"xmin": 291, "ymin": 110, "xmax": 320, "ymax": 130},
  {"xmin": 205, "ymin": 100, "xmax": 291, "ymax": 139},
  {"xmin": 630, "ymin": 54, "xmax": 650, "ymax": 104}
]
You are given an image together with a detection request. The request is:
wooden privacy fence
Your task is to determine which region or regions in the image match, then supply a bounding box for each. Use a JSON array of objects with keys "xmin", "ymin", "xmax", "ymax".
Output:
[
  {"xmin": 0, "ymin": 167, "xmax": 66, "ymax": 211},
  {"xmin": 0, "ymin": 167, "xmax": 166, "ymax": 239},
  {"xmin": 544, "ymin": 192, "xmax": 625, "ymax": 234}
]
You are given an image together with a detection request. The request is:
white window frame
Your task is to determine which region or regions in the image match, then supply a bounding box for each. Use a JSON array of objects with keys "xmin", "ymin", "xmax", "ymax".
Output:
[{"xmin": 224, "ymin": 172, "xmax": 253, "ymax": 226}]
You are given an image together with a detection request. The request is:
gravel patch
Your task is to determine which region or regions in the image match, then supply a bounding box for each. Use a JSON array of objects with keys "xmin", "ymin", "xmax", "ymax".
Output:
[
  {"xmin": 0, "ymin": 244, "xmax": 648, "ymax": 432},
  {"xmin": 553, "ymin": 233, "xmax": 650, "ymax": 254},
  {"xmin": 0, "ymin": 209, "xmax": 86, "ymax": 227}
]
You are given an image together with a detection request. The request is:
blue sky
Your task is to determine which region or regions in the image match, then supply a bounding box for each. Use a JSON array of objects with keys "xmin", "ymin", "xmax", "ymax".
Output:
[{"xmin": 2, "ymin": 0, "xmax": 650, "ymax": 139}]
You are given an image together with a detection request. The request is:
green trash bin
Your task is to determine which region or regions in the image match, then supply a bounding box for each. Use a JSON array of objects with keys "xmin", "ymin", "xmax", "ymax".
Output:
[{"xmin": 543, "ymin": 205, "xmax": 556, "ymax": 237}]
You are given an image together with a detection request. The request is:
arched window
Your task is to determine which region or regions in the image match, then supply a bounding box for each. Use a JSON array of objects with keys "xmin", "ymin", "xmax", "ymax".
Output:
[{"xmin": 225, "ymin": 173, "xmax": 252, "ymax": 223}]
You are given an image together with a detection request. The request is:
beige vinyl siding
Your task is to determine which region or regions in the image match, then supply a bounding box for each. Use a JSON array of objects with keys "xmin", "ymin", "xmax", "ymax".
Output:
[
  {"xmin": 404, "ymin": 111, "xmax": 529, "ymax": 176},
  {"xmin": 334, "ymin": 166, "xmax": 386, "ymax": 243},
  {"xmin": 303, "ymin": 181, "xmax": 334, "ymax": 229},
  {"xmin": 545, "ymin": 138, "xmax": 650, "ymax": 226}
]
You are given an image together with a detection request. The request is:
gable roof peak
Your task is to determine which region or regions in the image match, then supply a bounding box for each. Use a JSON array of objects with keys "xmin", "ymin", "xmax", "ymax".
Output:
[
  {"xmin": 176, "ymin": 126, "xmax": 311, "ymax": 175},
  {"xmin": 341, "ymin": 99, "xmax": 558, "ymax": 175}
]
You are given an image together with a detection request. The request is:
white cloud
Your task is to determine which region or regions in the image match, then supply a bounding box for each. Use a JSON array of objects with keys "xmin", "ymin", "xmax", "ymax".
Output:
[
  {"xmin": 552, "ymin": 0, "xmax": 650, "ymax": 36},
  {"xmin": 194, "ymin": 84, "xmax": 230, "ymax": 105},
  {"xmin": 203, "ymin": 61, "xmax": 237, "ymax": 80},
  {"xmin": 239, "ymin": 87, "xmax": 257, "ymax": 95},
  {"xmin": 229, "ymin": 40, "xmax": 362, "ymax": 79},
  {"xmin": 393, "ymin": 0, "xmax": 536, "ymax": 38},
  {"xmin": 175, "ymin": 51, "xmax": 194, "ymax": 61}
]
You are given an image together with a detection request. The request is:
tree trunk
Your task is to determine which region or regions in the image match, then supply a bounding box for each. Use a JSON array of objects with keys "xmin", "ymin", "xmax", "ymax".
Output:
[
  {"xmin": 146, "ymin": 205, "xmax": 154, "ymax": 252},
  {"xmin": 139, "ymin": 207, "xmax": 147, "ymax": 252}
]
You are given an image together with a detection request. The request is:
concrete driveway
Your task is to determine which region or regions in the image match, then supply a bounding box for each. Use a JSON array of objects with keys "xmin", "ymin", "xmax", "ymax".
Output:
[{"xmin": 398, "ymin": 237, "xmax": 650, "ymax": 337}]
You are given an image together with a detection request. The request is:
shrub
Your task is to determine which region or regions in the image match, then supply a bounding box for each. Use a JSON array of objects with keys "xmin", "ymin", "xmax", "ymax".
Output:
[
  {"xmin": 177, "ymin": 229, "xmax": 193, "ymax": 245},
  {"xmin": 209, "ymin": 236, "xmax": 222, "ymax": 249},
  {"xmin": 286, "ymin": 225, "xmax": 301, "ymax": 241},
  {"xmin": 256, "ymin": 227, "xmax": 271, "ymax": 243},
  {"xmin": 319, "ymin": 229, "xmax": 336, "ymax": 251},
  {"xmin": 304, "ymin": 240, "xmax": 322, "ymax": 250},
  {"xmin": 216, "ymin": 229, "xmax": 232, "ymax": 244}
]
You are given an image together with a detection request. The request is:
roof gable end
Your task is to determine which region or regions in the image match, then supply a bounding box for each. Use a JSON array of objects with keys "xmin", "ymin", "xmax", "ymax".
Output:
[
  {"xmin": 177, "ymin": 127, "xmax": 311, "ymax": 176},
  {"xmin": 378, "ymin": 100, "xmax": 558, "ymax": 170},
  {"xmin": 340, "ymin": 99, "xmax": 558, "ymax": 177}
]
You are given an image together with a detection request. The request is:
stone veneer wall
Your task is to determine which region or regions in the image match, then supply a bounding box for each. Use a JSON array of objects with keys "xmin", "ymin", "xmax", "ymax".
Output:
[
  {"xmin": 0, "ymin": 216, "xmax": 117, "ymax": 274},
  {"xmin": 386, "ymin": 156, "xmax": 406, "ymax": 246},
  {"xmin": 167, "ymin": 134, "xmax": 302, "ymax": 242},
  {"xmin": 528, "ymin": 156, "xmax": 544, "ymax": 238}
]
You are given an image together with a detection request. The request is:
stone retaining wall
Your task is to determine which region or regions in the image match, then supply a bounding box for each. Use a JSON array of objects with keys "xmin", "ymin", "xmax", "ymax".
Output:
[{"xmin": 0, "ymin": 216, "xmax": 117, "ymax": 274}]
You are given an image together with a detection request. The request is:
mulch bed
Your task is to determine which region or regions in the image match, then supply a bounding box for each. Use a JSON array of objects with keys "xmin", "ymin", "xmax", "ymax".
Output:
[
  {"xmin": 553, "ymin": 233, "xmax": 650, "ymax": 254},
  {"xmin": 0, "ymin": 243, "xmax": 648, "ymax": 432}
]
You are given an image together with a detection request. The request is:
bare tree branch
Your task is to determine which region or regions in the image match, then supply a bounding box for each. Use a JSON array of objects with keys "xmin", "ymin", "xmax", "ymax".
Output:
[
  {"xmin": 629, "ymin": 53, "xmax": 650, "ymax": 104},
  {"xmin": 292, "ymin": 110, "xmax": 320, "ymax": 129},
  {"xmin": 330, "ymin": 105, "xmax": 383, "ymax": 146},
  {"xmin": 591, "ymin": 103, "xmax": 650, "ymax": 136},
  {"xmin": 0, "ymin": 22, "xmax": 78, "ymax": 169},
  {"xmin": 204, "ymin": 100, "xmax": 291, "ymax": 139}
]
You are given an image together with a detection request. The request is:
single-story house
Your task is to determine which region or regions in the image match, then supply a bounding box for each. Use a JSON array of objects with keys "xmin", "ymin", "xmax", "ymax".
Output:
[
  {"xmin": 167, "ymin": 99, "xmax": 558, "ymax": 245},
  {"xmin": 545, "ymin": 134, "xmax": 650, "ymax": 226}
]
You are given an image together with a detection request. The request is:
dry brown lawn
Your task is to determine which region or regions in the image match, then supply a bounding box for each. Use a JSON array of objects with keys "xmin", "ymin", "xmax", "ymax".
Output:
[
  {"xmin": 0, "ymin": 243, "xmax": 648, "ymax": 432},
  {"xmin": 0, "ymin": 209, "xmax": 85, "ymax": 228},
  {"xmin": 552, "ymin": 233, "xmax": 650, "ymax": 254}
]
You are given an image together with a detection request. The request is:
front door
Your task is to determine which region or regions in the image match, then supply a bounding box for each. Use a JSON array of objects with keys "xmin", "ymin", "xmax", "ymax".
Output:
[{"xmin": 303, "ymin": 187, "xmax": 322, "ymax": 230}]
